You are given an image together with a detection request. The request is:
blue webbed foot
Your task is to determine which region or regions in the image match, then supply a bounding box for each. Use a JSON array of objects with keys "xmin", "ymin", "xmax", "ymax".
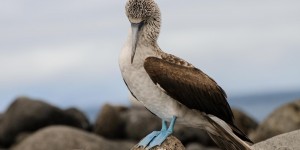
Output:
[
  {"xmin": 147, "ymin": 129, "xmax": 172, "ymax": 148},
  {"xmin": 137, "ymin": 131, "xmax": 160, "ymax": 147},
  {"xmin": 137, "ymin": 116, "xmax": 177, "ymax": 149}
]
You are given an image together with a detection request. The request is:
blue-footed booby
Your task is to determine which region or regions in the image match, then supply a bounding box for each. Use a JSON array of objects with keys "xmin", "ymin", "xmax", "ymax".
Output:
[{"xmin": 119, "ymin": 0, "xmax": 253, "ymax": 149}]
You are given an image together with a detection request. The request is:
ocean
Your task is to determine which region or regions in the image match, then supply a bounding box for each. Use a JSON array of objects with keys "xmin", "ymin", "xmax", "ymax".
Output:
[{"xmin": 230, "ymin": 90, "xmax": 300, "ymax": 122}]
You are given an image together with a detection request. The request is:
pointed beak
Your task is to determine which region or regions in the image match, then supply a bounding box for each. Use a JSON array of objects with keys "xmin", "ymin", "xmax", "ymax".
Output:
[{"xmin": 131, "ymin": 22, "xmax": 143, "ymax": 63}]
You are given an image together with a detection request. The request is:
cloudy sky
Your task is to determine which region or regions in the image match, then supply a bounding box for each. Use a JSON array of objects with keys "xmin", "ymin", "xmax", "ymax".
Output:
[{"xmin": 0, "ymin": 0, "xmax": 299, "ymax": 116}]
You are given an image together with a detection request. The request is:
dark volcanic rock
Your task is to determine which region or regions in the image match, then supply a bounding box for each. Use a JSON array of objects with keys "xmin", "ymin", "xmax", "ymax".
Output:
[
  {"xmin": 173, "ymin": 125, "xmax": 214, "ymax": 146},
  {"xmin": 0, "ymin": 114, "xmax": 3, "ymax": 123},
  {"xmin": 93, "ymin": 104, "xmax": 128, "ymax": 139},
  {"xmin": 122, "ymin": 106, "xmax": 161, "ymax": 141},
  {"xmin": 0, "ymin": 97, "xmax": 86, "ymax": 147},
  {"xmin": 11, "ymin": 126, "xmax": 134, "ymax": 150},
  {"xmin": 232, "ymin": 108, "xmax": 258, "ymax": 135},
  {"xmin": 250, "ymin": 99, "xmax": 300, "ymax": 142},
  {"xmin": 64, "ymin": 107, "xmax": 90, "ymax": 130},
  {"xmin": 131, "ymin": 135, "xmax": 185, "ymax": 150}
]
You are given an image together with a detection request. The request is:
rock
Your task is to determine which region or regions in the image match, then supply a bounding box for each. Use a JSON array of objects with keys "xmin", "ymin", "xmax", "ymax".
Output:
[
  {"xmin": 186, "ymin": 143, "xmax": 220, "ymax": 150},
  {"xmin": 251, "ymin": 129, "xmax": 300, "ymax": 150},
  {"xmin": 11, "ymin": 126, "xmax": 134, "ymax": 150},
  {"xmin": 93, "ymin": 104, "xmax": 161, "ymax": 141},
  {"xmin": 93, "ymin": 104, "xmax": 128, "ymax": 139},
  {"xmin": 14, "ymin": 132, "xmax": 31, "ymax": 146},
  {"xmin": 122, "ymin": 106, "xmax": 161, "ymax": 141},
  {"xmin": 232, "ymin": 108, "xmax": 258, "ymax": 135},
  {"xmin": 0, "ymin": 114, "xmax": 3, "ymax": 123},
  {"xmin": 250, "ymin": 100, "xmax": 300, "ymax": 142},
  {"xmin": 173, "ymin": 125, "xmax": 215, "ymax": 146},
  {"xmin": 0, "ymin": 97, "xmax": 86, "ymax": 147},
  {"xmin": 64, "ymin": 107, "xmax": 90, "ymax": 130},
  {"xmin": 131, "ymin": 135, "xmax": 185, "ymax": 150}
]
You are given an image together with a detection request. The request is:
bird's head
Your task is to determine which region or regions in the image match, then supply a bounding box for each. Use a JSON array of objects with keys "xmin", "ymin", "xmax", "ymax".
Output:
[
  {"xmin": 125, "ymin": 0, "xmax": 157, "ymax": 23},
  {"xmin": 125, "ymin": 0, "xmax": 160, "ymax": 63}
]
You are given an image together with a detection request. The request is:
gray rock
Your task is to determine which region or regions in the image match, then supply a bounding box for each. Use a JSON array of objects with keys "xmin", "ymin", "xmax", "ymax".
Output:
[
  {"xmin": 232, "ymin": 108, "xmax": 258, "ymax": 135},
  {"xmin": 186, "ymin": 143, "xmax": 220, "ymax": 150},
  {"xmin": 93, "ymin": 104, "xmax": 128, "ymax": 139},
  {"xmin": 11, "ymin": 126, "xmax": 134, "ymax": 150},
  {"xmin": 250, "ymin": 100, "xmax": 300, "ymax": 142},
  {"xmin": 131, "ymin": 135, "xmax": 185, "ymax": 150},
  {"xmin": 251, "ymin": 129, "xmax": 300, "ymax": 150},
  {"xmin": 0, "ymin": 97, "xmax": 86, "ymax": 147},
  {"xmin": 173, "ymin": 125, "xmax": 215, "ymax": 146},
  {"xmin": 64, "ymin": 107, "xmax": 90, "ymax": 130},
  {"xmin": 122, "ymin": 106, "xmax": 161, "ymax": 141}
]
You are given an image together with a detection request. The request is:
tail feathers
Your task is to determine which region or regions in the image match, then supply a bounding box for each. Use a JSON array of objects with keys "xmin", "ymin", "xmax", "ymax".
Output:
[
  {"xmin": 207, "ymin": 132, "xmax": 251, "ymax": 150},
  {"xmin": 230, "ymin": 124, "xmax": 253, "ymax": 144},
  {"xmin": 206, "ymin": 115, "xmax": 252, "ymax": 150}
]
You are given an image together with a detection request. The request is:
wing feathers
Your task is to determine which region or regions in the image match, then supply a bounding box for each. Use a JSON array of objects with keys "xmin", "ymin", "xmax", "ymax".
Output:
[{"xmin": 144, "ymin": 56, "xmax": 234, "ymax": 125}]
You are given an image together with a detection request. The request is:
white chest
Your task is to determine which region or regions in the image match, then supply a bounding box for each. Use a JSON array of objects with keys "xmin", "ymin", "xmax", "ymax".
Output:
[{"xmin": 119, "ymin": 40, "xmax": 179, "ymax": 121}]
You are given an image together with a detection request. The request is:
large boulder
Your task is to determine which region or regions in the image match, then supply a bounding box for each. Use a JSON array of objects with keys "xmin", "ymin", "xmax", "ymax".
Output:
[
  {"xmin": 232, "ymin": 108, "xmax": 258, "ymax": 135},
  {"xmin": 93, "ymin": 104, "xmax": 161, "ymax": 140},
  {"xmin": 93, "ymin": 104, "xmax": 128, "ymax": 139},
  {"xmin": 64, "ymin": 107, "xmax": 90, "ymax": 131},
  {"xmin": 251, "ymin": 129, "xmax": 300, "ymax": 150},
  {"xmin": 0, "ymin": 97, "xmax": 87, "ymax": 147},
  {"xmin": 11, "ymin": 126, "xmax": 134, "ymax": 150},
  {"xmin": 0, "ymin": 113, "xmax": 3, "ymax": 123},
  {"xmin": 131, "ymin": 136, "xmax": 185, "ymax": 150},
  {"xmin": 250, "ymin": 100, "xmax": 300, "ymax": 142},
  {"xmin": 173, "ymin": 125, "xmax": 214, "ymax": 146},
  {"xmin": 122, "ymin": 106, "xmax": 161, "ymax": 141}
]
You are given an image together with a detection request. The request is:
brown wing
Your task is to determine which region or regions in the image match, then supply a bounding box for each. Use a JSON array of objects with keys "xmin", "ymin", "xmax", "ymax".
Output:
[{"xmin": 144, "ymin": 56, "xmax": 234, "ymax": 125}]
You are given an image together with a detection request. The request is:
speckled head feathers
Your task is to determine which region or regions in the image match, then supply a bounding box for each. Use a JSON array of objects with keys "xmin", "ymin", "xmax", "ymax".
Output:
[{"xmin": 125, "ymin": 0, "xmax": 157, "ymax": 23}]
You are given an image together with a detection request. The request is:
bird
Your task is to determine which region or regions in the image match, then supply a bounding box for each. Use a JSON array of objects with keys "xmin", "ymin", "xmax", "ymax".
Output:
[{"xmin": 119, "ymin": 0, "xmax": 253, "ymax": 149}]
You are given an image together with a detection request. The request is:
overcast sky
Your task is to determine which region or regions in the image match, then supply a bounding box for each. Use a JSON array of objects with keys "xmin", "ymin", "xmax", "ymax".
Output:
[{"xmin": 0, "ymin": 0, "xmax": 299, "ymax": 114}]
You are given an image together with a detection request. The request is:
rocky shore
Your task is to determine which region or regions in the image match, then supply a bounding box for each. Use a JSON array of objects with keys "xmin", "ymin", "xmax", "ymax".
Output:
[{"xmin": 0, "ymin": 97, "xmax": 299, "ymax": 150}]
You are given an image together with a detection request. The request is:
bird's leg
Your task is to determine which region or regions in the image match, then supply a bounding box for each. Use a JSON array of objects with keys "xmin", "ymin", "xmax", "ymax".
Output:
[
  {"xmin": 137, "ymin": 120, "xmax": 167, "ymax": 147},
  {"xmin": 161, "ymin": 120, "xmax": 167, "ymax": 131},
  {"xmin": 147, "ymin": 116, "xmax": 177, "ymax": 149}
]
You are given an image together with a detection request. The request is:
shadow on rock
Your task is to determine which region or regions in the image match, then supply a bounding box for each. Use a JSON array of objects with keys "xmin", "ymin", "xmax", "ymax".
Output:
[{"xmin": 232, "ymin": 108, "xmax": 258, "ymax": 135}]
